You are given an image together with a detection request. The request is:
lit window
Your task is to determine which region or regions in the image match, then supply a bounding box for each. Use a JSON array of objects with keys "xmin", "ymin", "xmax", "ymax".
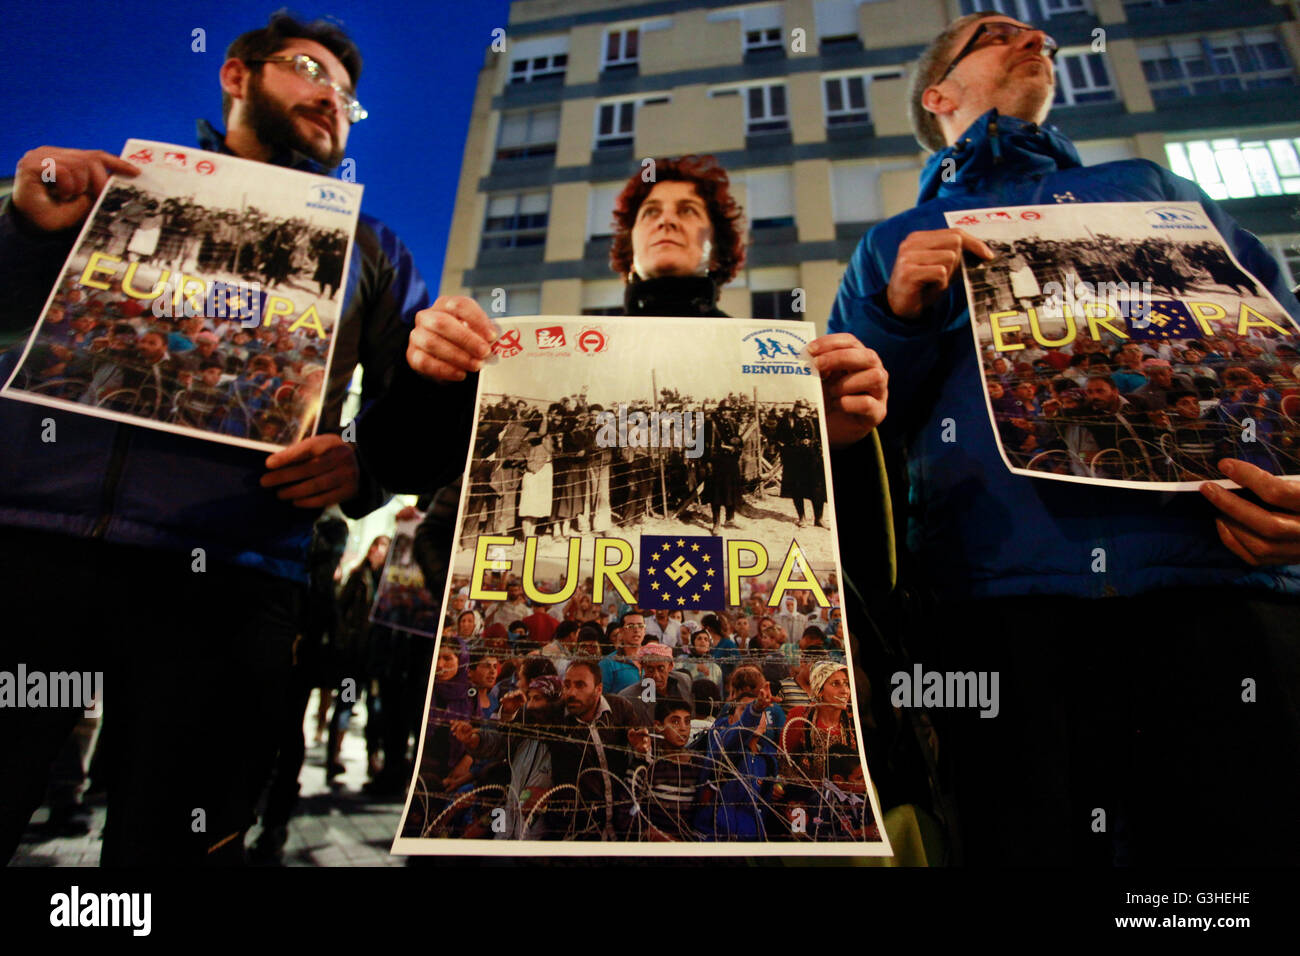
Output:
[{"xmin": 1165, "ymin": 137, "xmax": 1300, "ymax": 200}]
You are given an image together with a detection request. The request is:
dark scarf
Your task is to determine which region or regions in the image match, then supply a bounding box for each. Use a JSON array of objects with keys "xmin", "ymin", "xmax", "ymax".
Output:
[{"xmin": 623, "ymin": 274, "xmax": 728, "ymax": 318}]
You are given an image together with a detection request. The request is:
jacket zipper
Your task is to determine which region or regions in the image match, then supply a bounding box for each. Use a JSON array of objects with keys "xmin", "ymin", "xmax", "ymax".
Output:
[{"xmin": 91, "ymin": 424, "xmax": 133, "ymax": 538}]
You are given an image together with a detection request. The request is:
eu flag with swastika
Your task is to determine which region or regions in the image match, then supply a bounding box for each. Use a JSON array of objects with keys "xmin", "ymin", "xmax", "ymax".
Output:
[
  {"xmin": 638, "ymin": 534, "xmax": 725, "ymax": 611},
  {"xmin": 1122, "ymin": 299, "xmax": 1198, "ymax": 340}
]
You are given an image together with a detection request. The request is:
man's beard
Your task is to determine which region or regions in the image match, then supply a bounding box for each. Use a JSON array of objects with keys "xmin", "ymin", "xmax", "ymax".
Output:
[{"xmin": 244, "ymin": 74, "xmax": 345, "ymax": 170}]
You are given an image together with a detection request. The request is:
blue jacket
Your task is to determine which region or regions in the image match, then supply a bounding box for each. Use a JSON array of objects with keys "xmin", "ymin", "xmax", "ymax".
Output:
[
  {"xmin": 0, "ymin": 120, "xmax": 469, "ymax": 581},
  {"xmin": 828, "ymin": 110, "xmax": 1300, "ymax": 599}
]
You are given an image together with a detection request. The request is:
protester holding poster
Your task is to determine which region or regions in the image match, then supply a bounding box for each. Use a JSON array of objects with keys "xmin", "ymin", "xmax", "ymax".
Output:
[
  {"xmin": 827, "ymin": 10, "xmax": 1300, "ymax": 865},
  {"xmin": 0, "ymin": 14, "xmax": 469, "ymax": 866}
]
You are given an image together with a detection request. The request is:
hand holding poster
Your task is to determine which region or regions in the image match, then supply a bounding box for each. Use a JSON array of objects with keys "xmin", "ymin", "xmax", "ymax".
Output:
[
  {"xmin": 392, "ymin": 316, "xmax": 888, "ymax": 856},
  {"xmin": 1, "ymin": 139, "xmax": 361, "ymax": 451},
  {"xmin": 948, "ymin": 201, "xmax": 1300, "ymax": 489}
]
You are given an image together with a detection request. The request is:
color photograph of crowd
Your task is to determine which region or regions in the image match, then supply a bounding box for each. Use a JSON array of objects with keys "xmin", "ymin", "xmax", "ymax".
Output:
[{"xmin": 396, "ymin": 564, "xmax": 881, "ymax": 847}]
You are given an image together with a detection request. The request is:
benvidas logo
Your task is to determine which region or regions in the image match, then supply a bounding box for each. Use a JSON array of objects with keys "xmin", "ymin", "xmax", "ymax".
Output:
[
  {"xmin": 308, "ymin": 185, "xmax": 352, "ymax": 208},
  {"xmin": 1146, "ymin": 205, "xmax": 1196, "ymax": 224}
]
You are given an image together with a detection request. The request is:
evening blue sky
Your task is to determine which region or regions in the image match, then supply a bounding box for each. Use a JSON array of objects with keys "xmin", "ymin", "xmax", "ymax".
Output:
[{"xmin": 1, "ymin": 0, "xmax": 513, "ymax": 288}]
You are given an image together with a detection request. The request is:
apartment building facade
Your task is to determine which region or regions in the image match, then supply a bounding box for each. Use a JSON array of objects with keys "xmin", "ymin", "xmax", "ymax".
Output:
[{"xmin": 442, "ymin": 0, "xmax": 1300, "ymax": 332}]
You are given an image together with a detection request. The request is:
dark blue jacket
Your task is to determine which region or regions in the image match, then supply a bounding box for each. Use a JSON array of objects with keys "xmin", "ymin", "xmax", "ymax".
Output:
[
  {"xmin": 828, "ymin": 110, "xmax": 1300, "ymax": 599},
  {"xmin": 0, "ymin": 121, "xmax": 471, "ymax": 581}
]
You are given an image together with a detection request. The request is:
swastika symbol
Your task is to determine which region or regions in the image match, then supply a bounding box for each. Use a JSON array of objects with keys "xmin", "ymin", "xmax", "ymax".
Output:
[{"xmin": 666, "ymin": 556, "xmax": 698, "ymax": 587}]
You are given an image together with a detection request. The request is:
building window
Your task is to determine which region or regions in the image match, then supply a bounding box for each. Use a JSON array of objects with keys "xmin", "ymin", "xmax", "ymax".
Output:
[
  {"xmin": 496, "ymin": 108, "xmax": 559, "ymax": 161},
  {"xmin": 1124, "ymin": 0, "xmax": 1212, "ymax": 10},
  {"xmin": 1053, "ymin": 52, "xmax": 1116, "ymax": 105},
  {"xmin": 603, "ymin": 28, "xmax": 639, "ymax": 69},
  {"xmin": 960, "ymin": 0, "xmax": 1091, "ymax": 18},
  {"xmin": 1140, "ymin": 31, "xmax": 1296, "ymax": 101},
  {"xmin": 474, "ymin": 287, "xmax": 540, "ymax": 318},
  {"xmin": 746, "ymin": 85, "xmax": 789, "ymax": 134},
  {"xmin": 751, "ymin": 290, "xmax": 801, "ymax": 320},
  {"xmin": 595, "ymin": 102, "xmax": 635, "ymax": 150},
  {"xmin": 746, "ymin": 28, "xmax": 783, "ymax": 53},
  {"xmin": 824, "ymin": 75, "xmax": 869, "ymax": 127},
  {"xmin": 509, "ymin": 53, "xmax": 567, "ymax": 85},
  {"xmin": 481, "ymin": 193, "xmax": 549, "ymax": 250},
  {"xmin": 1165, "ymin": 137, "xmax": 1300, "ymax": 200},
  {"xmin": 746, "ymin": 170, "xmax": 795, "ymax": 229}
]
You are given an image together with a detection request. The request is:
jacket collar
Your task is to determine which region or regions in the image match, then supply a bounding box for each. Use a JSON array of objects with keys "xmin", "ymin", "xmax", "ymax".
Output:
[
  {"xmin": 917, "ymin": 109, "xmax": 1081, "ymax": 202},
  {"xmin": 623, "ymin": 274, "xmax": 722, "ymax": 317},
  {"xmin": 196, "ymin": 118, "xmax": 329, "ymax": 175}
]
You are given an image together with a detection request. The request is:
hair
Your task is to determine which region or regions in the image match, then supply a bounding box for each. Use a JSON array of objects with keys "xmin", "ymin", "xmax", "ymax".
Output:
[
  {"xmin": 520, "ymin": 655, "xmax": 558, "ymax": 681},
  {"xmin": 728, "ymin": 665, "xmax": 766, "ymax": 701},
  {"xmin": 222, "ymin": 12, "xmax": 364, "ymax": 124},
  {"xmin": 619, "ymin": 611, "xmax": 645, "ymax": 628},
  {"xmin": 565, "ymin": 658, "xmax": 603, "ymax": 686},
  {"xmin": 554, "ymin": 620, "xmax": 580, "ymax": 643},
  {"xmin": 700, "ymin": 613, "xmax": 723, "ymax": 637},
  {"xmin": 1222, "ymin": 366, "xmax": 1254, "ymax": 387},
  {"xmin": 655, "ymin": 697, "xmax": 692, "ymax": 722},
  {"xmin": 468, "ymin": 650, "xmax": 498, "ymax": 667},
  {"xmin": 609, "ymin": 154, "xmax": 746, "ymax": 285},
  {"xmin": 826, "ymin": 743, "xmax": 861, "ymax": 781},
  {"xmin": 801, "ymin": 625, "xmax": 827, "ymax": 645},
  {"xmin": 909, "ymin": 12, "xmax": 1000, "ymax": 152},
  {"xmin": 1086, "ymin": 373, "xmax": 1117, "ymax": 390}
]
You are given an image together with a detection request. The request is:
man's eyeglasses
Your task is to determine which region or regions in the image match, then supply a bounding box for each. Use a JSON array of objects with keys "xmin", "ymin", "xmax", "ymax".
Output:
[
  {"xmin": 938, "ymin": 21, "xmax": 1059, "ymax": 84},
  {"xmin": 247, "ymin": 54, "xmax": 368, "ymax": 123}
]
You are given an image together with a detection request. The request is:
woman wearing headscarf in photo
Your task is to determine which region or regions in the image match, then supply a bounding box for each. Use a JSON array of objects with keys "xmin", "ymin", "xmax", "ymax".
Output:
[{"xmin": 781, "ymin": 660, "xmax": 858, "ymax": 802}]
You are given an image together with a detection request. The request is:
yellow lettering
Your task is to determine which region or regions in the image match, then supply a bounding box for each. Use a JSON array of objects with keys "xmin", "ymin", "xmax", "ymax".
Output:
[
  {"xmin": 262, "ymin": 295, "xmax": 296, "ymax": 328},
  {"xmin": 287, "ymin": 303, "xmax": 328, "ymax": 338},
  {"xmin": 79, "ymin": 252, "xmax": 120, "ymax": 291},
  {"xmin": 989, "ymin": 311, "xmax": 1025, "ymax": 352},
  {"xmin": 1028, "ymin": 304, "xmax": 1076, "ymax": 348},
  {"xmin": 1083, "ymin": 302, "xmax": 1128, "ymax": 343},
  {"xmin": 171, "ymin": 274, "xmax": 206, "ymax": 313},
  {"xmin": 121, "ymin": 262, "xmax": 170, "ymax": 300},
  {"xmin": 726, "ymin": 540, "xmax": 768, "ymax": 606},
  {"xmin": 468, "ymin": 536, "xmax": 512, "ymax": 601},
  {"xmin": 767, "ymin": 541, "xmax": 830, "ymax": 609},
  {"xmin": 523, "ymin": 536, "xmax": 581, "ymax": 605},
  {"xmin": 1237, "ymin": 303, "xmax": 1291, "ymax": 336},
  {"xmin": 592, "ymin": 538, "xmax": 635, "ymax": 606},
  {"xmin": 1187, "ymin": 301, "xmax": 1226, "ymax": 337}
]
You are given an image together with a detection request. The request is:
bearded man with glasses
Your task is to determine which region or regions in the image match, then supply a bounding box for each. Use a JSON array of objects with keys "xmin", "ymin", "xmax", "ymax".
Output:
[
  {"xmin": 826, "ymin": 12, "xmax": 1300, "ymax": 866},
  {"xmin": 0, "ymin": 13, "xmax": 472, "ymax": 865}
]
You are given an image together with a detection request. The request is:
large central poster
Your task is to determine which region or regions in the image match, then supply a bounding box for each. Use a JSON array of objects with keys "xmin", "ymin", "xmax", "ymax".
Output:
[{"xmin": 392, "ymin": 316, "xmax": 889, "ymax": 857}]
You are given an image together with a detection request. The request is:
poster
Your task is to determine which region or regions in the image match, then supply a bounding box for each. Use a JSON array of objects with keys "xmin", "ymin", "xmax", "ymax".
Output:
[
  {"xmin": 947, "ymin": 201, "xmax": 1300, "ymax": 489},
  {"xmin": 1, "ymin": 138, "xmax": 361, "ymax": 452},
  {"xmin": 370, "ymin": 511, "xmax": 443, "ymax": 638},
  {"xmin": 392, "ymin": 316, "xmax": 889, "ymax": 857}
]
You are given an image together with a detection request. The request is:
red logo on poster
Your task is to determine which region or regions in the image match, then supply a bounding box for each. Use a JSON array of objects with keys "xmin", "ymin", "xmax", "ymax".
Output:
[
  {"xmin": 195, "ymin": 160, "xmax": 215, "ymax": 176},
  {"xmin": 536, "ymin": 326, "xmax": 565, "ymax": 349},
  {"xmin": 127, "ymin": 149, "xmax": 154, "ymax": 164},
  {"xmin": 954, "ymin": 215, "xmax": 979, "ymax": 226},
  {"xmin": 1020, "ymin": 210, "xmax": 1041, "ymax": 221},
  {"xmin": 577, "ymin": 328, "xmax": 607, "ymax": 353},
  {"xmin": 493, "ymin": 328, "xmax": 523, "ymax": 358},
  {"xmin": 164, "ymin": 151, "xmax": 186, "ymax": 167},
  {"xmin": 987, "ymin": 211, "xmax": 1013, "ymax": 222}
]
